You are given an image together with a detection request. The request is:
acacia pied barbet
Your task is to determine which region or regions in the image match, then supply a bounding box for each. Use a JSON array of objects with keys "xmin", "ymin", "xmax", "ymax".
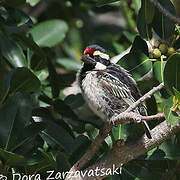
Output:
[{"xmin": 77, "ymin": 45, "xmax": 152, "ymax": 139}]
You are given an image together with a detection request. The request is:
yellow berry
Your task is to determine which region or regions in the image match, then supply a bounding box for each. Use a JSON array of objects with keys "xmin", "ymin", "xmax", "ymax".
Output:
[
  {"xmin": 152, "ymin": 48, "xmax": 161, "ymax": 58},
  {"xmin": 159, "ymin": 43, "xmax": 168, "ymax": 54},
  {"xmin": 167, "ymin": 47, "xmax": 175, "ymax": 56}
]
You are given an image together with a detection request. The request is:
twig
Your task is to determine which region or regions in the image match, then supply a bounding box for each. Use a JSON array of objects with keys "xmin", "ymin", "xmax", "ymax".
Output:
[
  {"xmin": 111, "ymin": 83, "xmax": 164, "ymax": 124},
  {"xmin": 68, "ymin": 123, "xmax": 112, "ymax": 174},
  {"xmin": 148, "ymin": 0, "xmax": 180, "ymax": 24},
  {"xmin": 111, "ymin": 112, "xmax": 165, "ymax": 126},
  {"xmin": 77, "ymin": 121, "xmax": 180, "ymax": 180},
  {"xmin": 126, "ymin": 82, "xmax": 164, "ymax": 112}
]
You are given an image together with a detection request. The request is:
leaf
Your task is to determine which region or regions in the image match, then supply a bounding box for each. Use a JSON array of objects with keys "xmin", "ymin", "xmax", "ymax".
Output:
[
  {"xmin": 0, "ymin": 93, "xmax": 34, "ymax": 151},
  {"xmin": 29, "ymin": 19, "xmax": 68, "ymax": 47},
  {"xmin": 53, "ymin": 99, "xmax": 79, "ymax": 121},
  {"xmin": 34, "ymin": 108, "xmax": 75, "ymax": 154},
  {"xmin": 56, "ymin": 152, "xmax": 71, "ymax": 172},
  {"xmin": 0, "ymin": 33, "xmax": 27, "ymax": 67},
  {"xmin": 13, "ymin": 34, "xmax": 44, "ymax": 57},
  {"xmin": 64, "ymin": 94, "xmax": 85, "ymax": 110},
  {"xmin": 152, "ymin": 0, "xmax": 176, "ymax": 39},
  {"xmin": 0, "ymin": 148, "xmax": 24, "ymax": 166},
  {"xmin": 147, "ymin": 148, "xmax": 166, "ymax": 160},
  {"xmin": 137, "ymin": 7, "xmax": 152, "ymax": 39},
  {"xmin": 164, "ymin": 53, "xmax": 180, "ymax": 95},
  {"xmin": 159, "ymin": 141, "xmax": 180, "ymax": 160},
  {"xmin": 10, "ymin": 67, "xmax": 41, "ymax": 94},
  {"xmin": 4, "ymin": 8, "xmax": 33, "ymax": 27},
  {"xmin": 118, "ymin": 51, "xmax": 152, "ymax": 80},
  {"xmin": 0, "ymin": 66, "xmax": 9, "ymax": 104},
  {"xmin": 163, "ymin": 97, "xmax": 180, "ymax": 127},
  {"xmin": 96, "ymin": 0, "xmax": 121, "ymax": 7},
  {"xmin": 5, "ymin": 0, "xmax": 26, "ymax": 7},
  {"xmin": 173, "ymin": 87, "xmax": 180, "ymax": 101},
  {"xmin": 112, "ymin": 125, "xmax": 128, "ymax": 141},
  {"xmin": 69, "ymin": 135, "xmax": 91, "ymax": 165},
  {"xmin": 56, "ymin": 58, "xmax": 81, "ymax": 71},
  {"xmin": 142, "ymin": 0, "xmax": 155, "ymax": 24},
  {"xmin": 153, "ymin": 61, "xmax": 166, "ymax": 83},
  {"xmin": 130, "ymin": 36, "xmax": 149, "ymax": 56}
]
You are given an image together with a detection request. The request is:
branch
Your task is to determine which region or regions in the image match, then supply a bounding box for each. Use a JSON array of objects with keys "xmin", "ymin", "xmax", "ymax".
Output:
[
  {"xmin": 77, "ymin": 120, "xmax": 180, "ymax": 180},
  {"xmin": 111, "ymin": 112, "xmax": 165, "ymax": 126},
  {"xmin": 148, "ymin": 0, "xmax": 180, "ymax": 24},
  {"xmin": 126, "ymin": 82, "xmax": 164, "ymax": 112},
  {"xmin": 111, "ymin": 82, "xmax": 164, "ymax": 124},
  {"xmin": 68, "ymin": 123, "xmax": 112, "ymax": 172},
  {"xmin": 66, "ymin": 83, "xmax": 165, "ymax": 179}
]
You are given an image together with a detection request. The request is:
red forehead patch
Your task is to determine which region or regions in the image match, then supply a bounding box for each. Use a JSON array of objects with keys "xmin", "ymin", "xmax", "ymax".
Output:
[{"xmin": 84, "ymin": 48, "xmax": 95, "ymax": 55}]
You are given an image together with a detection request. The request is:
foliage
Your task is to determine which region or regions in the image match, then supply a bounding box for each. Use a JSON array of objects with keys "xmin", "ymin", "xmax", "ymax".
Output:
[{"xmin": 0, "ymin": 0, "xmax": 179, "ymax": 179}]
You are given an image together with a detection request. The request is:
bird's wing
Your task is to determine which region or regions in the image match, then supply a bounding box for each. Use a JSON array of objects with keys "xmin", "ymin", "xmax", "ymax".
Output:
[
  {"xmin": 97, "ymin": 71, "xmax": 147, "ymax": 116},
  {"xmin": 98, "ymin": 71, "xmax": 136, "ymax": 105}
]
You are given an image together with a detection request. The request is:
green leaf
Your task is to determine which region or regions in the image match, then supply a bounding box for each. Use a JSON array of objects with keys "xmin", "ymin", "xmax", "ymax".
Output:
[
  {"xmin": 0, "ymin": 148, "xmax": 24, "ymax": 166},
  {"xmin": 56, "ymin": 58, "xmax": 81, "ymax": 71},
  {"xmin": 5, "ymin": 0, "xmax": 26, "ymax": 7},
  {"xmin": 31, "ymin": 52, "xmax": 47, "ymax": 71},
  {"xmin": 56, "ymin": 152, "xmax": 71, "ymax": 172},
  {"xmin": 164, "ymin": 53, "xmax": 180, "ymax": 95},
  {"xmin": 159, "ymin": 141, "xmax": 180, "ymax": 160},
  {"xmin": 69, "ymin": 135, "xmax": 91, "ymax": 165},
  {"xmin": 29, "ymin": 19, "xmax": 68, "ymax": 47},
  {"xmin": 112, "ymin": 125, "xmax": 128, "ymax": 140},
  {"xmin": 163, "ymin": 97, "xmax": 180, "ymax": 127},
  {"xmin": 0, "ymin": 93, "xmax": 33, "ymax": 151},
  {"xmin": 118, "ymin": 51, "xmax": 152, "ymax": 80},
  {"xmin": 53, "ymin": 99, "xmax": 79, "ymax": 121},
  {"xmin": 96, "ymin": 0, "xmax": 121, "ymax": 7},
  {"xmin": 34, "ymin": 108, "xmax": 75, "ymax": 154},
  {"xmin": 142, "ymin": 0, "xmax": 155, "ymax": 24},
  {"xmin": 137, "ymin": 7, "xmax": 152, "ymax": 39},
  {"xmin": 130, "ymin": 36, "xmax": 149, "ymax": 55},
  {"xmin": 4, "ymin": 8, "xmax": 33, "ymax": 27},
  {"xmin": 64, "ymin": 94, "xmax": 85, "ymax": 110},
  {"xmin": 10, "ymin": 67, "xmax": 41, "ymax": 94},
  {"xmin": 173, "ymin": 87, "xmax": 180, "ymax": 101},
  {"xmin": 0, "ymin": 66, "xmax": 9, "ymax": 104},
  {"xmin": 153, "ymin": 61, "xmax": 166, "ymax": 83},
  {"xmin": 0, "ymin": 33, "xmax": 27, "ymax": 67},
  {"xmin": 46, "ymin": 56, "xmax": 60, "ymax": 98},
  {"xmin": 13, "ymin": 34, "xmax": 44, "ymax": 56},
  {"xmin": 152, "ymin": 0, "xmax": 176, "ymax": 39}
]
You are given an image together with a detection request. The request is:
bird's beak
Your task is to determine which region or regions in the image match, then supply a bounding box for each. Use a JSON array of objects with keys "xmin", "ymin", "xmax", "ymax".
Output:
[{"xmin": 81, "ymin": 54, "xmax": 96, "ymax": 66}]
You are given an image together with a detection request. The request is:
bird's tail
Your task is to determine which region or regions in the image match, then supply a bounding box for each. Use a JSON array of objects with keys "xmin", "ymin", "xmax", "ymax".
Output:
[{"xmin": 142, "ymin": 120, "xmax": 152, "ymax": 139}]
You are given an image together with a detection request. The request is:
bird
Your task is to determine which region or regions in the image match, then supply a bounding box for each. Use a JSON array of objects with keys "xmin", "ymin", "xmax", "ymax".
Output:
[{"xmin": 77, "ymin": 44, "xmax": 152, "ymax": 139}]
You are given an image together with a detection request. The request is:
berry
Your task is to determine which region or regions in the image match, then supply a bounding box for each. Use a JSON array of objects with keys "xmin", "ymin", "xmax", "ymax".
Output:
[
  {"xmin": 152, "ymin": 48, "xmax": 161, "ymax": 58},
  {"xmin": 167, "ymin": 47, "xmax": 175, "ymax": 56},
  {"xmin": 159, "ymin": 43, "xmax": 168, "ymax": 54}
]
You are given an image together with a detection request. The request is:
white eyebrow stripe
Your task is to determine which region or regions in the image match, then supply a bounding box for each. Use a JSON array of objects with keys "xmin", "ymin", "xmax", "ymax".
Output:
[{"xmin": 93, "ymin": 50, "xmax": 110, "ymax": 60}]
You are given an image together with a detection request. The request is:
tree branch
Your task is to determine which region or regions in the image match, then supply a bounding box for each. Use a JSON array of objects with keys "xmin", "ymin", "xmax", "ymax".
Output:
[
  {"xmin": 148, "ymin": 0, "xmax": 180, "ymax": 24},
  {"xmin": 65, "ymin": 83, "xmax": 165, "ymax": 180},
  {"xmin": 76, "ymin": 120, "xmax": 180, "ymax": 180}
]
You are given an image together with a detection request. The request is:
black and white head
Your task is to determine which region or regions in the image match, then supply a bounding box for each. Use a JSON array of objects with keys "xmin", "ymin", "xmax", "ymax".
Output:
[{"xmin": 82, "ymin": 45, "xmax": 111, "ymax": 71}]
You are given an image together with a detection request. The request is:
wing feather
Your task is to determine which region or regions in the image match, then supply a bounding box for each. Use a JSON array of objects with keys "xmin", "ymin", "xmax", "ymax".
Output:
[{"xmin": 99, "ymin": 72, "xmax": 136, "ymax": 105}]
